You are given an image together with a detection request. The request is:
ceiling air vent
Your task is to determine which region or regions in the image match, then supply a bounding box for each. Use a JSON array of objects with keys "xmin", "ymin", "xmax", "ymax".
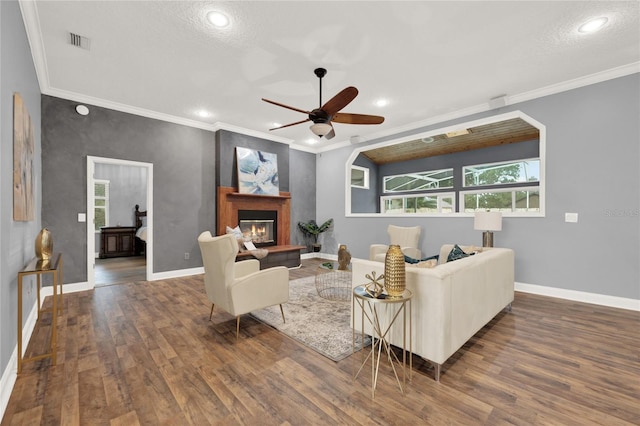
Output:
[{"xmin": 68, "ymin": 32, "xmax": 90, "ymax": 50}]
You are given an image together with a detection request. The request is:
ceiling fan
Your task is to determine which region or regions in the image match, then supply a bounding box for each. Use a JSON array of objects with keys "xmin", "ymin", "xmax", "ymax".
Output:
[{"xmin": 262, "ymin": 68, "xmax": 385, "ymax": 140}]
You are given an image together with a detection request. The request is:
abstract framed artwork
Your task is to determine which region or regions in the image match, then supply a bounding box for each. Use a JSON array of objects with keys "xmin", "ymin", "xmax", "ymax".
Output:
[
  {"xmin": 236, "ymin": 147, "xmax": 279, "ymax": 195},
  {"xmin": 13, "ymin": 93, "xmax": 35, "ymax": 221}
]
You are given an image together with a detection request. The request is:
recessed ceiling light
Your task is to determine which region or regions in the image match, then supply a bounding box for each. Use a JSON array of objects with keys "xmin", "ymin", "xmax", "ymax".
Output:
[
  {"xmin": 272, "ymin": 122, "xmax": 282, "ymax": 128},
  {"xmin": 578, "ymin": 17, "xmax": 608, "ymax": 33},
  {"xmin": 75, "ymin": 105, "xmax": 89, "ymax": 115},
  {"xmin": 375, "ymin": 99, "xmax": 389, "ymax": 107},
  {"xmin": 196, "ymin": 110, "xmax": 211, "ymax": 118},
  {"xmin": 306, "ymin": 138, "xmax": 319, "ymax": 145},
  {"xmin": 207, "ymin": 11, "xmax": 230, "ymax": 28}
]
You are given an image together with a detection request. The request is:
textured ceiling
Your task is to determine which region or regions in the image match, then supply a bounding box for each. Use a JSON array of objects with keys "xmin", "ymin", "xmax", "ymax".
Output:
[{"xmin": 21, "ymin": 1, "xmax": 640, "ymax": 151}]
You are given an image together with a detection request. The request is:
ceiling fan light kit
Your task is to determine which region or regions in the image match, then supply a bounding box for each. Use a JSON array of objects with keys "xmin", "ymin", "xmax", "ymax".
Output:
[
  {"xmin": 262, "ymin": 67, "xmax": 384, "ymax": 140},
  {"xmin": 310, "ymin": 122, "xmax": 333, "ymax": 137}
]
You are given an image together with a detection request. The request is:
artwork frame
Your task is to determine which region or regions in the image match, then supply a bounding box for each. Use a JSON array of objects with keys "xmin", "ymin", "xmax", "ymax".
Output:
[
  {"xmin": 13, "ymin": 93, "xmax": 35, "ymax": 221},
  {"xmin": 236, "ymin": 147, "xmax": 279, "ymax": 196}
]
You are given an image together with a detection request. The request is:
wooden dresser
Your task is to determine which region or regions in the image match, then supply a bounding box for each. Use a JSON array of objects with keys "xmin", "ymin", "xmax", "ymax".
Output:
[{"xmin": 100, "ymin": 226, "xmax": 136, "ymax": 258}]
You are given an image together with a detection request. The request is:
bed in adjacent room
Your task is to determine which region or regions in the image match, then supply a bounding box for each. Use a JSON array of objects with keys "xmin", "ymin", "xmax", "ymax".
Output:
[{"xmin": 135, "ymin": 204, "xmax": 147, "ymax": 255}]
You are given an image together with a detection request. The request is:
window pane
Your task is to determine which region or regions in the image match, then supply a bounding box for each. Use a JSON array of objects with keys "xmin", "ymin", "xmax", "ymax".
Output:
[
  {"xmin": 515, "ymin": 190, "xmax": 540, "ymax": 212},
  {"xmin": 95, "ymin": 199, "xmax": 106, "ymax": 207},
  {"xmin": 95, "ymin": 183, "xmax": 106, "ymax": 197},
  {"xmin": 416, "ymin": 196, "xmax": 438, "ymax": 213},
  {"xmin": 464, "ymin": 192, "xmax": 512, "ymax": 211},
  {"xmin": 351, "ymin": 171, "xmax": 364, "ymax": 186},
  {"xmin": 384, "ymin": 169, "xmax": 453, "ymax": 192},
  {"xmin": 441, "ymin": 196, "xmax": 454, "ymax": 213},
  {"xmin": 384, "ymin": 198, "xmax": 404, "ymax": 214},
  {"xmin": 464, "ymin": 159, "xmax": 540, "ymax": 187},
  {"xmin": 95, "ymin": 208, "xmax": 105, "ymax": 230}
]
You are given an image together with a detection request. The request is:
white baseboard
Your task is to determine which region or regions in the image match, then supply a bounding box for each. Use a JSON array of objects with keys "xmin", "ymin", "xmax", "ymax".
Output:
[
  {"xmin": 515, "ymin": 282, "xmax": 640, "ymax": 311},
  {"xmin": 150, "ymin": 267, "xmax": 204, "ymax": 281}
]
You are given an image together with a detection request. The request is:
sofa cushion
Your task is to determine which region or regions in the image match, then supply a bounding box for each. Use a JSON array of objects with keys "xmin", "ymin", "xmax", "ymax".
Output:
[{"xmin": 404, "ymin": 253, "xmax": 439, "ymax": 264}]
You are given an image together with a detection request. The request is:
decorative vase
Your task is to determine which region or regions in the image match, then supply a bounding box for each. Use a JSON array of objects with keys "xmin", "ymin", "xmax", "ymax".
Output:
[
  {"xmin": 384, "ymin": 245, "xmax": 406, "ymax": 297},
  {"xmin": 337, "ymin": 244, "xmax": 351, "ymax": 270},
  {"xmin": 35, "ymin": 228, "xmax": 53, "ymax": 260}
]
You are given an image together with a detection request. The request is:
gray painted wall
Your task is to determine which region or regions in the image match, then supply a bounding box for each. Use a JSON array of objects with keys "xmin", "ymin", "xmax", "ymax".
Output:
[
  {"xmin": 317, "ymin": 73, "xmax": 640, "ymax": 300},
  {"xmin": 0, "ymin": 0, "xmax": 42, "ymax": 391},
  {"xmin": 42, "ymin": 95, "xmax": 216, "ymax": 282}
]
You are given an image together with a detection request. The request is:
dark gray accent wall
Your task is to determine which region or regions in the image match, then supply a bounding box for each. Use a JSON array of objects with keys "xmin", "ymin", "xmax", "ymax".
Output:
[
  {"xmin": 318, "ymin": 73, "xmax": 640, "ymax": 300},
  {"xmin": 41, "ymin": 96, "xmax": 216, "ymax": 282},
  {"xmin": 289, "ymin": 149, "xmax": 316, "ymax": 249},
  {"xmin": 1, "ymin": 0, "xmax": 42, "ymax": 390},
  {"xmin": 214, "ymin": 129, "xmax": 316, "ymax": 250},
  {"xmin": 216, "ymin": 130, "xmax": 290, "ymax": 192}
]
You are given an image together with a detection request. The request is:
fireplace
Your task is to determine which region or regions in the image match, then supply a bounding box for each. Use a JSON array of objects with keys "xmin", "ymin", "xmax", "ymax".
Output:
[
  {"xmin": 238, "ymin": 210, "xmax": 277, "ymax": 247},
  {"xmin": 217, "ymin": 187, "xmax": 291, "ymax": 247}
]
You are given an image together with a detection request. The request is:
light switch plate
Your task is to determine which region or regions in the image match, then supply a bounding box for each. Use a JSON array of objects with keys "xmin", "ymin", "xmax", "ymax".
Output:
[
  {"xmin": 78, "ymin": 213, "xmax": 86, "ymax": 222},
  {"xmin": 565, "ymin": 212, "xmax": 578, "ymax": 223}
]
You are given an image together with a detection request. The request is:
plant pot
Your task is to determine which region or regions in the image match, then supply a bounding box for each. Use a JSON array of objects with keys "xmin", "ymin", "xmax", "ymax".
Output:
[{"xmin": 312, "ymin": 244, "xmax": 322, "ymax": 252}]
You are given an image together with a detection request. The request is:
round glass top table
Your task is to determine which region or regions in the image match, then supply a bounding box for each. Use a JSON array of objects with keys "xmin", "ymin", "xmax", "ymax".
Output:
[{"xmin": 352, "ymin": 284, "xmax": 413, "ymax": 398}]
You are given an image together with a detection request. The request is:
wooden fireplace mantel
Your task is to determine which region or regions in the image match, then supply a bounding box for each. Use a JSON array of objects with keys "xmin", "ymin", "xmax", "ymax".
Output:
[{"xmin": 217, "ymin": 186, "xmax": 291, "ymax": 245}]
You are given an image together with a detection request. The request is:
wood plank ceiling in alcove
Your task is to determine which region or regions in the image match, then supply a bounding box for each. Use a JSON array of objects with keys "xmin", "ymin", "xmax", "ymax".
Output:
[{"xmin": 362, "ymin": 117, "xmax": 540, "ymax": 165}]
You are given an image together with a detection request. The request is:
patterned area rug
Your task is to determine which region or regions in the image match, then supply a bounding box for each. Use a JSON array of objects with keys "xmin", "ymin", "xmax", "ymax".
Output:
[{"xmin": 251, "ymin": 276, "xmax": 369, "ymax": 362}]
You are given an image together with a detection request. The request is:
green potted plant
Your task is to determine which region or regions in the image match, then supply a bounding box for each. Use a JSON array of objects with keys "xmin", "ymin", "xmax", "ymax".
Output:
[{"xmin": 298, "ymin": 218, "xmax": 333, "ymax": 252}]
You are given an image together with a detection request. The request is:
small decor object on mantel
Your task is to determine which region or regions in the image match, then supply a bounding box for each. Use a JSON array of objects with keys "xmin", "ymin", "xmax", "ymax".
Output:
[
  {"xmin": 35, "ymin": 228, "xmax": 53, "ymax": 260},
  {"xmin": 384, "ymin": 244, "xmax": 406, "ymax": 297},
  {"xmin": 337, "ymin": 244, "xmax": 351, "ymax": 270},
  {"xmin": 364, "ymin": 271, "xmax": 385, "ymax": 298}
]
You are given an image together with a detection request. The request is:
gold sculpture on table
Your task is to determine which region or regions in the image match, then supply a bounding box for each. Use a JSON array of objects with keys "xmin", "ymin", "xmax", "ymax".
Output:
[{"xmin": 364, "ymin": 271, "xmax": 385, "ymax": 298}]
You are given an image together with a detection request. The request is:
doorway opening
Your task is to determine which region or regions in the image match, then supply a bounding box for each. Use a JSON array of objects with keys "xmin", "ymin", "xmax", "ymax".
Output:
[{"xmin": 87, "ymin": 156, "xmax": 153, "ymax": 288}]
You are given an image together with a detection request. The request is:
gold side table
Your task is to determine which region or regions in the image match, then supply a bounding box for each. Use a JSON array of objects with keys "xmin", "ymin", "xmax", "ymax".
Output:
[
  {"xmin": 17, "ymin": 253, "xmax": 63, "ymax": 373},
  {"xmin": 352, "ymin": 285, "xmax": 412, "ymax": 398}
]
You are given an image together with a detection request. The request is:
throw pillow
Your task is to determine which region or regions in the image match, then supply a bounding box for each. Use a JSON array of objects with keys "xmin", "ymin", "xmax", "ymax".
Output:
[
  {"xmin": 404, "ymin": 254, "xmax": 439, "ymax": 264},
  {"xmin": 447, "ymin": 244, "xmax": 474, "ymax": 262},
  {"xmin": 416, "ymin": 259, "xmax": 438, "ymax": 268},
  {"xmin": 226, "ymin": 225, "xmax": 245, "ymax": 251}
]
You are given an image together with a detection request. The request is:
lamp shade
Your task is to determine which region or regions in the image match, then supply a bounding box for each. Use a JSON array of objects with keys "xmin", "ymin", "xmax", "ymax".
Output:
[
  {"xmin": 474, "ymin": 211, "xmax": 502, "ymax": 231},
  {"xmin": 310, "ymin": 122, "xmax": 332, "ymax": 137}
]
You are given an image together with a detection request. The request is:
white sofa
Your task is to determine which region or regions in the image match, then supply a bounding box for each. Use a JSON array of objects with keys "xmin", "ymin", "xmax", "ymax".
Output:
[{"xmin": 352, "ymin": 244, "xmax": 514, "ymax": 381}]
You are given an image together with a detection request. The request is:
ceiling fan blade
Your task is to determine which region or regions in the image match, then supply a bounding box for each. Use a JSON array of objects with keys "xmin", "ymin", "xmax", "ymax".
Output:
[
  {"xmin": 321, "ymin": 86, "xmax": 358, "ymax": 116},
  {"xmin": 262, "ymin": 98, "xmax": 310, "ymax": 115},
  {"xmin": 332, "ymin": 112, "xmax": 385, "ymax": 125},
  {"xmin": 325, "ymin": 125, "xmax": 336, "ymax": 140},
  {"xmin": 269, "ymin": 118, "xmax": 310, "ymax": 131}
]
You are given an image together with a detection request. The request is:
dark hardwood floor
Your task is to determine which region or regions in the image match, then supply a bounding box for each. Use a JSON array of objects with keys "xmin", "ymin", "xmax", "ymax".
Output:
[
  {"xmin": 95, "ymin": 256, "xmax": 146, "ymax": 287},
  {"xmin": 3, "ymin": 258, "xmax": 639, "ymax": 425}
]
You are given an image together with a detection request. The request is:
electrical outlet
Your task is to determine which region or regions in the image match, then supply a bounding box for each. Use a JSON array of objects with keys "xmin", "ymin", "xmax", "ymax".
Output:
[{"xmin": 184, "ymin": 252, "xmax": 190, "ymax": 260}]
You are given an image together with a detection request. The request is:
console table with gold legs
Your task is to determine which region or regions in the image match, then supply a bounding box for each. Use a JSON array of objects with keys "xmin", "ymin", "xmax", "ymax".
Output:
[
  {"xmin": 352, "ymin": 285, "xmax": 412, "ymax": 398},
  {"xmin": 17, "ymin": 253, "xmax": 63, "ymax": 374}
]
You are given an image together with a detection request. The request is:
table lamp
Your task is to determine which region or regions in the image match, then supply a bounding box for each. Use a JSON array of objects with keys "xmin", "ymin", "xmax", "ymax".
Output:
[{"xmin": 474, "ymin": 211, "xmax": 502, "ymax": 247}]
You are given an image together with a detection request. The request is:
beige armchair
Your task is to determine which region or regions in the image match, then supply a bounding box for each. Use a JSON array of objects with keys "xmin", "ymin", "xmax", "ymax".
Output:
[
  {"xmin": 369, "ymin": 225, "xmax": 422, "ymax": 262},
  {"xmin": 197, "ymin": 231, "xmax": 289, "ymax": 338}
]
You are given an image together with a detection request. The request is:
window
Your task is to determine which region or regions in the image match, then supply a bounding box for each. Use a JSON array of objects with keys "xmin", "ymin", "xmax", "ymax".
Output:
[
  {"xmin": 384, "ymin": 168, "xmax": 453, "ymax": 193},
  {"xmin": 464, "ymin": 159, "xmax": 539, "ymax": 187},
  {"xmin": 94, "ymin": 180, "xmax": 110, "ymax": 231},
  {"xmin": 381, "ymin": 192, "xmax": 455, "ymax": 214},
  {"xmin": 351, "ymin": 166, "xmax": 369, "ymax": 189},
  {"xmin": 461, "ymin": 187, "xmax": 540, "ymax": 213}
]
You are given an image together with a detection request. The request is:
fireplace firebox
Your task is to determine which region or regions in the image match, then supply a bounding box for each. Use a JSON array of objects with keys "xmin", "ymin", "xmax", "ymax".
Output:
[{"xmin": 238, "ymin": 210, "xmax": 277, "ymax": 247}]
